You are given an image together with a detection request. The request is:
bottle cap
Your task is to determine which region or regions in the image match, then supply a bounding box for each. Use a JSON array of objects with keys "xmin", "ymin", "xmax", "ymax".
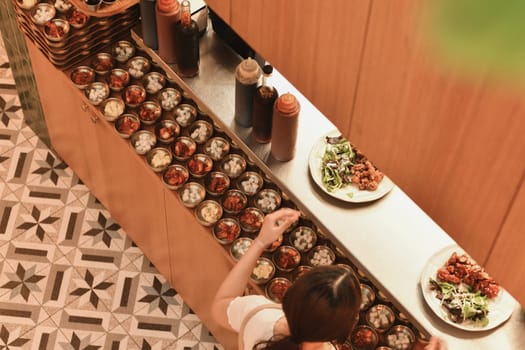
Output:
[
  {"xmin": 235, "ymin": 57, "xmax": 261, "ymax": 85},
  {"xmin": 157, "ymin": 0, "xmax": 179, "ymax": 13},
  {"xmin": 276, "ymin": 93, "xmax": 300, "ymax": 116},
  {"xmin": 262, "ymin": 65, "xmax": 273, "ymax": 75}
]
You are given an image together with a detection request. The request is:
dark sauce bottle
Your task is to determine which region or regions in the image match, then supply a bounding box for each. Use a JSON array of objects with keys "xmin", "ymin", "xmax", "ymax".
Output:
[
  {"xmin": 174, "ymin": 0, "xmax": 200, "ymax": 77},
  {"xmin": 252, "ymin": 65, "xmax": 278, "ymax": 143}
]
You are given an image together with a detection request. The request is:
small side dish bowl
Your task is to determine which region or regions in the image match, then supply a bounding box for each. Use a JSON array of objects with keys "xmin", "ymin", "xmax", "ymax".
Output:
[
  {"xmin": 351, "ymin": 325, "xmax": 379, "ymax": 350},
  {"xmin": 205, "ymin": 171, "xmax": 230, "ymax": 196},
  {"xmin": 250, "ymin": 257, "xmax": 276, "ymax": 285},
  {"xmin": 85, "ymin": 82, "xmax": 109, "ymax": 106},
  {"xmin": 239, "ymin": 207, "xmax": 264, "ymax": 233},
  {"xmin": 31, "ymin": 3, "xmax": 56, "ymax": 26},
  {"xmin": 146, "ymin": 147, "xmax": 172, "ymax": 173},
  {"xmin": 204, "ymin": 136, "xmax": 230, "ymax": 161},
  {"xmin": 162, "ymin": 164, "xmax": 189, "ymax": 190},
  {"xmin": 293, "ymin": 265, "xmax": 313, "ymax": 282},
  {"xmin": 112, "ymin": 40, "xmax": 135, "ymax": 63},
  {"xmin": 213, "ymin": 218, "xmax": 241, "ymax": 245},
  {"xmin": 130, "ymin": 130, "xmax": 156, "ymax": 155},
  {"xmin": 173, "ymin": 103, "xmax": 197, "ymax": 128},
  {"xmin": 114, "ymin": 114, "xmax": 140, "ymax": 138},
  {"xmin": 307, "ymin": 245, "xmax": 336, "ymax": 267},
  {"xmin": 54, "ymin": 0, "xmax": 73, "ymax": 13},
  {"xmin": 230, "ymin": 237, "xmax": 253, "ymax": 261},
  {"xmin": 127, "ymin": 56, "xmax": 151, "ymax": 79},
  {"xmin": 172, "ymin": 136, "xmax": 197, "ymax": 161},
  {"xmin": 155, "ymin": 119, "xmax": 180, "ymax": 144},
  {"xmin": 91, "ymin": 52, "xmax": 114, "ymax": 75},
  {"xmin": 44, "ymin": 18, "xmax": 70, "ymax": 42},
  {"xmin": 220, "ymin": 153, "xmax": 246, "ymax": 179},
  {"xmin": 70, "ymin": 65, "xmax": 95, "ymax": 89},
  {"xmin": 254, "ymin": 188, "xmax": 282, "ymax": 214},
  {"xmin": 123, "ymin": 84, "xmax": 146, "ymax": 108},
  {"xmin": 273, "ymin": 245, "xmax": 301, "ymax": 272},
  {"xmin": 107, "ymin": 68, "xmax": 130, "ymax": 92},
  {"xmin": 221, "ymin": 189, "xmax": 248, "ymax": 214},
  {"xmin": 360, "ymin": 283, "xmax": 376, "ymax": 311},
  {"xmin": 158, "ymin": 87, "xmax": 182, "ymax": 111},
  {"xmin": 137, "ymin": 101, "xmax": 162, "ymax": 125},
  {"xmin": 188, "ymin": 120, "xmax": 213, "ymax": 144},
  {"xmin": 236, "ymin": 171, "xmax": 264, "ymax": 196},
  {"xmin": 142, "ymin": 71, "xmax": 166, "ymax": 95},
  {"xmin": 266, "ymin": 277, "xmax": 292, "ymax": 303},
  {"xmin": 289, "ymin": 226, "xmax": 318, "ymax": 253},
  {"xmin": 195, "ymin": 200, "xmax": 223, "ymax": 227},
  {"xmin": 100, "ymin": 97, "xmax": 125, "ymax": 122},
  {"xmin": 187, "ymin": 153, "xmax": 213, "ymax": 178},
  {"xmin": 365, "ymin": 304, "xmax": 395, "ymax": 333},
  {"xmin": 67, "ymin": 9, "xmax": 89, "ymax": 29},
  {"xmin": 179, "ymin": 182, "xmax": 205, "ymax": 208},
  {"xmin": 385, "ymin": 325, "xmax": 416, "ymax": 350},
  {"xmin": 16, "ymin": 0, "xmax": 38, "ymax": 11}
]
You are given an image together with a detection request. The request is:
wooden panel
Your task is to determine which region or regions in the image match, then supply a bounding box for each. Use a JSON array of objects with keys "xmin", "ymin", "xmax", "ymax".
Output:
[
  {"xmin": 229, "ymin": 0, "xmax": 370, "ymax": 134},
  {"xmin": 349, "ymin": 0, "xmax": 525, "ymax": 266},
  {"xmin": 486, "ymin": 176, "xmax": 525, "ymax": 307},
  {"xmin": 206, "ymin": 0, "xmax": 231, "ymax": 22}
]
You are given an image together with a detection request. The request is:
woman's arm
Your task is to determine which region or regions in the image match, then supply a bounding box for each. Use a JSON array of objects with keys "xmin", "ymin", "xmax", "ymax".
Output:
[{"xmin": 211, "ymin": 208, "xmax": 301, "ymax": 330}]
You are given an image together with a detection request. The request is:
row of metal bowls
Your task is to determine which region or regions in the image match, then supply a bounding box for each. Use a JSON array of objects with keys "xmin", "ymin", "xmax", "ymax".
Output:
[{"xmin": 27, "ymin": 3, "xmax": 91, "ymax": 42}]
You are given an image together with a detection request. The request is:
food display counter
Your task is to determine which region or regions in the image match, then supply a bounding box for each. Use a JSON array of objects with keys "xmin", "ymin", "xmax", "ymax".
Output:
[{"xmin": 12, "ymin": 1, "xmax": 525, "ymax": 349}]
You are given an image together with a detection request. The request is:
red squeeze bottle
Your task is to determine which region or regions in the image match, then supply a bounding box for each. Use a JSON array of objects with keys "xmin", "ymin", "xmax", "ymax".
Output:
[
  {"xmin": 156, "ymin": 0, "xmax": 180, "ymax": 64},
  {"xmin": 270, "ymin": 93, "xmax": 300, "ymax": 161}
]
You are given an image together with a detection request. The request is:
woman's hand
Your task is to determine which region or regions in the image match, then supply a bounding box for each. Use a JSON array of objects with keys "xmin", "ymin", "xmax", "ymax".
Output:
[
  {"xmin": 256, "ymin": 208, "xmax": 301, "ymax": 248},
  {"xmin": 425, "ymin": 337, "xmax": 447, "ymax": 350}
]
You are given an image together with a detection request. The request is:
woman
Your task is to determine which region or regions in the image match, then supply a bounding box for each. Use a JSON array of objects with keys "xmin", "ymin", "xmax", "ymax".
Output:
[{"xmin": 211, "ymin": 208, "xmax": 447, "ymax": 350}]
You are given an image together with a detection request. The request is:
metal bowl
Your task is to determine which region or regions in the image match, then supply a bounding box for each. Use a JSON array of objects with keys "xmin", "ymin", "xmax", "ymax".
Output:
[
  {"xmin": 195, "ymin": 200, "xmax": 223, "ymax": 227},
  {"xmin": 307, "ymin": 245, "xmax": 336, "ymax": 267},
  {"xmin": 292, "ymin": 265, "xmax": 313, "ymax": 281},
  {"xmin": 146, "ymin": 147, "xmax": 172, "ymax": 173},
  {"xmin": 187, "ymin": 153, "xmax": 213, "ymax": 178},
  {"xmin": 250, "ymin": 257, "xmax": 276, "ymax": 285},
  {"xmin": 107, "ymin": 68, "xmax": 130, "ymax": 92},
  {"xmin": 16, "ymin": 0, "xmax": 38, "ymax": 10},
  {"xmin": 265, "ymin": 277, "xmax": 292, "ymax": 303},
  {"xmin": 130, "ymin": 130, "xmax": 156, "ymax": 155},
  {"xmin": 67, "ymin": 9, "xmax": 89, "ymax": 29},
  {"xmin": 54, "ymin": 0, "xmax": 73, "ymax": 13},
  {"xmin": 173, "ymin": 103, "xmax": 197, "ymax": 128},
  {"xmin": 204, "ymin": 136, "xmax": 230, "ymax": 161},
  {"xmin": 205, "ymin": 171, "xmax": 230, "ymax": 196},
  {"xmin": 100, "ymin": 97, "xmax": 125, "ymax": 122},
  {"xmin": 85, "ymin": 82, "xmax": 109, "ymax": 106},
  {"xmin": 254, "ymin": 188, "xmax": 281, "ymax": 214},
  {"xmin": 114, "ymin": 114, "xmax": 140, "ymax": 138},
  {"xmin": 123, "ymin": 84, "xmax": 146, "ymax": 108},
  {"xmin": 230, "ymin": 237, "xmax": 253, "ymax": 261},
  {"xmin": 213, "ymin": 218, "xmax": 241, "ymax": 245},
  {"xmin": 70, "ymin": 65, "xmax": 95, "ymax": 89},
  {"xmin": 112, "ymin": 40, "xmax": 135, "ymax": 63},
  {"xmin": 289, "ymin": 226, "xmax": 317, "ymax": 253},
  {"xmin": 91, "ymin": 52, "xmax": 114, "ymax": 75},
  {"xmin": 236, "ymin": 171, "xmax": 264, "ymax": 196},
  {"xmin": 137, "ymin": 101, "xmax": 162, "ymax": 125},
  {"xmin": 172, "ymin": 136, "xmax": 197, "ymax": 161},
  {"xmin": 360, "ymin": 283, "xmax": 376, "ymax": 311},
  {"xmin": 221, "ymin": 189, "xmax": 248, "ymax": 214},
  {"xmin": 158, "ymin": 87, "xmax": 182, "ymax": 111},
  {"xmin": 366, "ymin": 304, "xmax": 395, "ymax": 333},
  {"xmin": 142, "ymin": 71, "xmax": 166, "ymax": 95},
  {"xmin": 386, "ymin": 325, "xmax": 416, "ymax": 350},
  {"xmin": 239, "ymin": 207, "xmax": 265, "ymax": 233},
  {"xmin": 273, "ymin": 245, "xmax": 301, "ymax": 272},
  {"xmin": 44, "ymin": 18, "xmax": 70, "ymax": 42},
  {"xmin": 155, "ymin": 119, "xmax": 180, "ymax": 144},
  {"xmin": 351, "ymin": 325, "xmax": 379, "ymax": 350},
  {"xmin": 220, "ymin": 153, "xmax": 247, "ymax": 179},
  {"xmin": 188, "ymin": 120, "xmax": 213, "ymax": 144},
  {"xmin": 179, "ymin": 182, "xmax": 205, "ymax": 208},
  {"xmin": 162, "ymin": 164, "xmax": 189, "ymax": 190},
  {"xmin": 31, "ymin": 3, "xmax": 56, "ymax": 26},
  {"xmin": 127, "ymin": 56, "xmax": 151, "ymax": 79}
]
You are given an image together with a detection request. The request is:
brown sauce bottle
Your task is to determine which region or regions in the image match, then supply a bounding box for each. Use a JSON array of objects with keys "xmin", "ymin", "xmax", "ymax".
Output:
[
  {"xmin": 252, "ymin": 65, "xmax": 278, "ymax": 143},
  {"xmin": 174, "ymin": 0, "xmax": 200, "ymax": 77},
  {"xmin": 271, "ymin": 93, "xmax": 300, "ymax": 161}
]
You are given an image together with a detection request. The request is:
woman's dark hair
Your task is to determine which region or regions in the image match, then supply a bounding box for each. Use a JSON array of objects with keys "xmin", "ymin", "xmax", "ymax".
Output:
[{"xmin": 255, "ymin": 265, "xmax": 361, "ymax": 349}]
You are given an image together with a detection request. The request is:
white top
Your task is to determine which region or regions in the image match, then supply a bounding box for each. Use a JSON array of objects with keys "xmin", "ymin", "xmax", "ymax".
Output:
[{"xmin": 227, "ymin": 295, "xmax": 283, "ymax": 350}]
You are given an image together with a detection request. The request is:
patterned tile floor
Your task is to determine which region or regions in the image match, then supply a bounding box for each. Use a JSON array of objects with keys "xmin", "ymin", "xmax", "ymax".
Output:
[{"xmin": 0, "ymin": 33, "xmax": 223, "ymax": 349}]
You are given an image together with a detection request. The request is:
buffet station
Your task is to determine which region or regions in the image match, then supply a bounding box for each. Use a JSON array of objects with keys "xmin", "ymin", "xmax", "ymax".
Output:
[{"xmin": 11, "ymin": 0, "xmax": 525, "ymax": 349}]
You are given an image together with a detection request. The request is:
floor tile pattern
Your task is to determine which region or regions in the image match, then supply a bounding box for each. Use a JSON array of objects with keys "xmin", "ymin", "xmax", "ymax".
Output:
[{"xmin": 0, "ymin": 32, "xmax": 224, "ymax": 350}]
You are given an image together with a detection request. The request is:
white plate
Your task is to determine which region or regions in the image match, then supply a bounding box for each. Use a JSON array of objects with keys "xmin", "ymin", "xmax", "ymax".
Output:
[
  {"xmin": 420, "ymin": 244, "xmax": 515, "ymax": 331},
  {"xmin": 308, "ymin": 130, "xmax": 395, "ymax": 203}
]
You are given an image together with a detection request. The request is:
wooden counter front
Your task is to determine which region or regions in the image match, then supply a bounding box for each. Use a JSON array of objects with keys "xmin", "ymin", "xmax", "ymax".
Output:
[{"xmin": 25, "ymin": 38, "xmax": 238, "ymax": 349}]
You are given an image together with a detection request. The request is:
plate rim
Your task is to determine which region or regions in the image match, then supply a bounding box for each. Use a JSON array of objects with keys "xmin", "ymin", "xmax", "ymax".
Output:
[
  {"xmin": 308, "ymin": 130, "xmax": 395, "ymax": 203},
  {"xmin": 419, "ymin": 244, "xmax": 515, "ymax": 331}
]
